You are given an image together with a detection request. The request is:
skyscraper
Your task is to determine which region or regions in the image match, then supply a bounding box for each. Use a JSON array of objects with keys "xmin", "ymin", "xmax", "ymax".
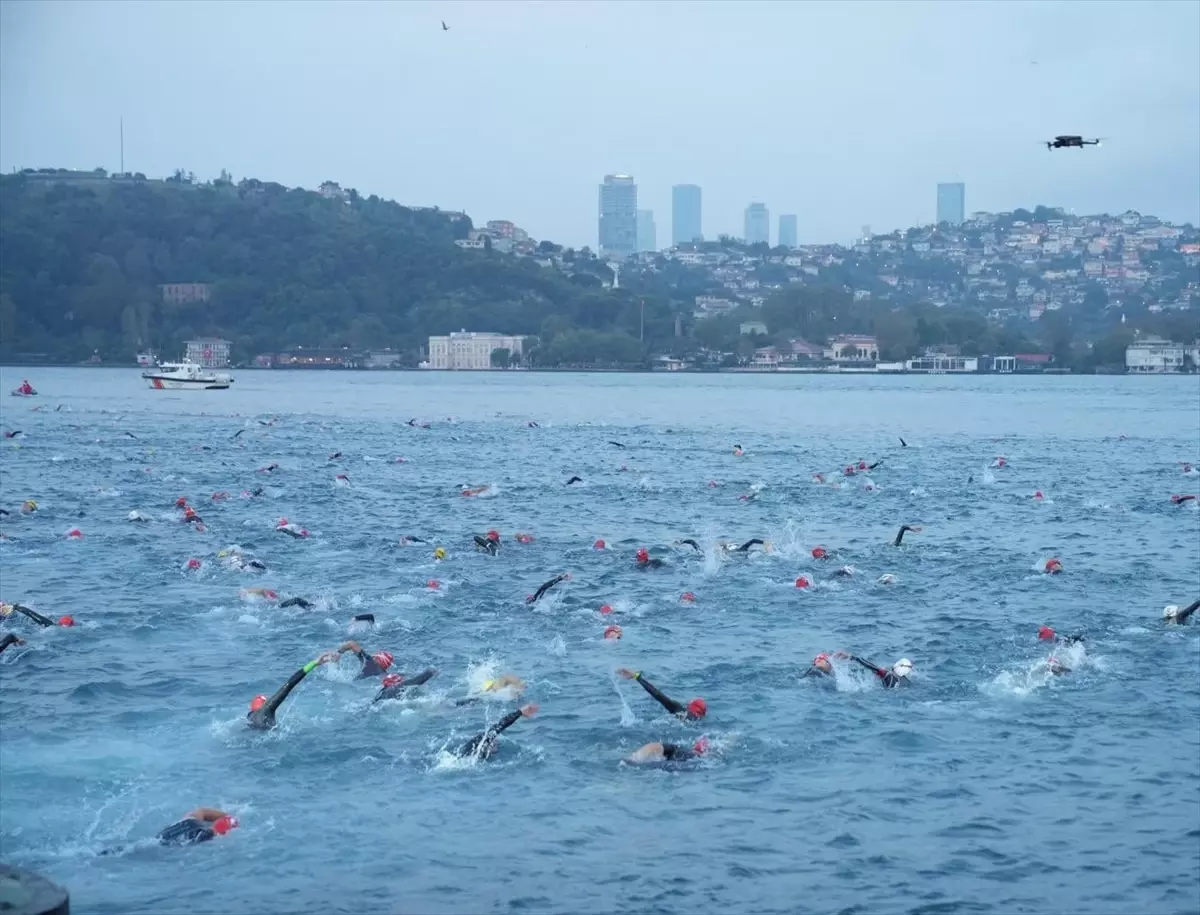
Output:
[
  {"xmin": 936, "ymin": 183, "xmax": 965, "ymax": 226},
  {"xmin": 671, "ymin": 184, "xmax": 702, "ymax": 245},
  {"xmin": 778, "ymin": 214, "xmax": 797, "ymax": 249},
  {"xmin": 744, "ymin": 202, "xmax": 769, "ymax": 245},
  {"xmin": 598, "ymin": 174, "xmax": 638, "ymax": 259},
  {"xmin": 637, "ymin": 209, "xmax": 656, "ymax": 253}
]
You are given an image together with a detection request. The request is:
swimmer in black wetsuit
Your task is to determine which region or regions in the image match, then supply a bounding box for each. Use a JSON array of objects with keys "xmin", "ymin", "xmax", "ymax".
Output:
[
  {"xmin": 1163, "ymin": 599, "xmax": 1200, "ymax": 626},
  {"xmin": 676, "ymin": 538, "xmax": 702, "ymax": 553},
  {"xmin": 1037, "ymin": 626, "xmax": 1084, "ymax": 645},
  {"xmin": 851, "ymin": 656, "xmax": 913, "ymax": 688},
  {"xmin": 474, "ymin": 531, "xmax": 500, "ymax": 555},
  {"xmin": 352, "ymin": 613, "xmax": 375, "ymax": 625},
  {"xmin": 527, "ymin": 573, "xmax": 569, "ymax": 604},
  {"xmin": 730, "ymin": 538, "xmax": 766, "ymax": 553},
  {"xmin": 246, "ymin": 653, "xmax": 337, "ymax": 730},
  {"xmin": 456, "ymin": 704, "xmax": 538, "ymax": 759},
  {"xmin": 0, "ymin": 633, "xmax": 25, "ymax": 654},
  {"xmin": 893, "ymin": 524, "xmax": 922, "ymax": 546},
  {"xmin": 398, "ymin": 535, "xmax": 428, "ymax": 545},
  {"xmin": 617, "ymin": 668, "xmax": 707, "ymax": 720},
  {"xmin": 279, "ymin": 597, "xmax": 314, "ymax": 609},
  {"xmin": 335, "ymin": 641, "xmax": 395, "ymax": 679},
  {"xmin": 566, "ymin": 476, "xmax": 583, "ymax": 485},
  {"xmin": 1, "ymin": 603, "xmax": 59, "ymax": 628},
  {"xmin": 625, "ymin": 737, "xmax": 710, "ymax": 765},
  {"xmin": 800, "ymin": 653, "xmax": 838, "ymax": 679},
  {"xmin": 157, "ymin": 808, "xmax": 239, "ymax": 846},
  {"xmin": 634, "ymin": 548, "xmax": 665, "ymax": 569},
  {"xmin": 373, "ymin": 668, "xmax": 439, "ymax": 702}
]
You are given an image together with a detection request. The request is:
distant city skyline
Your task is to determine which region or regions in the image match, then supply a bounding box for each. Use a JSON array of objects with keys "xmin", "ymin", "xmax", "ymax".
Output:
[
  {"xmin": 779, "ymin": 214, "xmax": 798, "ymax": 249},
  {"xmin": 2, "ymin": 1, "xmax": 1196, "ymax": 247},
  {"xmin": 672, "ymin": 184, "xmax": 702, "ymax": 245},
  {"xmin": 744, "ymin": 203, "xmax": 769, "ymax": 245},
  {"xmin": 937, "ymin": 182, "xmax": 966, "ymax": 225}
]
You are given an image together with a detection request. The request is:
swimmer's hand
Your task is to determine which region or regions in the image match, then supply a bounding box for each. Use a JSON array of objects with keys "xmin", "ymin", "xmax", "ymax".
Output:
[
  {"xmin": 519, "ymin": 704, "xmax": 538, "ymax": 718},
  {"xmin": 616, "ymin": 668, "xmax": 639, "ymax": 680}
]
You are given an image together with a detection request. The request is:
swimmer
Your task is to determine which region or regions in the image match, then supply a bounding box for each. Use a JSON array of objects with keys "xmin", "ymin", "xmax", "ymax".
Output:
[
  {"xmin": 1162, "ymin": 599, "xmax": 1200, "ymax": 626},
  {"xmin": 258, "ymin": 463, "xmax": 280, "ymax": 473},
  {"xmin": 1037, "ymin": 626, "xmax": 1085, "ymax": 645},
  {"xmin": 20, "ymin": 500, "xmax": 37, "ymax": 514},
  {"xmin": 616, "ymin": 668, "xmax": 707, "ymax": 720},
  {"xmin": 456, "ymin": 704, "xmax": 538, "ymax": 759},
  {"xmin": 604, "ymin": 625, "xmax": 623, "ymax": 640},
  {"xmin": 676, "ymin": 538, "xmax": 702, "ymax": 553},
  {"xmin": 800, "ymin": 653, "xmax": 836, "ymax": 679},
  {"xmin": 372, "ymin": 668, "xmax": 439, "ymax": 703},
  {"xmin": 433, "ymin": 546, "xmax": 447, "ymax": 560},
  {"xmin": 722, "ymin": 538, "xmax": 767, "ymax": 553},
  {"xmin": 460, "ymin": 484, "xmax": 490, "ymax": 497},
  {"xmin": 328, "ymin": 451, "xmax": 343, "ymax": 461},
  {"xmin": 566, "ymin": 476, "xmax": 584, "ymax": 485},
  {"xmin": 608, "ymin": 441, "xmax": 627, "ymax": 449},
  {"xmin": 4, "ymin": 430, "xmax": 22, "ymax": 439},
  {"xmin": 811, "ymin": 546, "xmax": 830, "ymax": 560},
  {"xmin": 733, "ymin": 444, "xmax": 744, "ymax": 456},
  {"xmin": 893, "ymin": 524, "xmax": 922, "ymax": 547},
  {"xmin": 398, "ymin": 535, "xmax": 429, "ymax": 545},
  {"xmin": 352, "ymin": 613, "xmax": 375, "ymax": 625},
  {"xmin": 900, "ymin": 437, "xmax": 908, "ymax": 447},
  {"xmin": 1046, "ymin": 657, "xmax": 1071, "ymax": 676},
  {"xmin": 232, "ymin": 429, "xmax": 246, "ymax": 440},
  {"xmin": 241, "ymin": 587, "xmax": 278, "ymax": 601},
  {"xmin": 1171, "ymin": 494, "xmax": 1197, "ymax": 505},
  {"xmin": 334, "ymin": 640, "xmax": 395, "ymax": 679},
  {"xmin": 850, "ymin": 655, "xmax": 913, "ymax": 688},
  {"xmin": 247, "ymin": 652, "xmax": 338, "ymax": 730},
  {"xmin": 624, "ymin": 737, "xmax": 709, "ymax": 765},
  {"xmin": 182, "ymin": 506, "xmax": 203, "ymax": 525},
  {"xmin": 474, "ymin": 530, "xmax": 500, "ymax": 555},
  {"xmin": 156, "ymin": 809, "xmax": 239, "ymax": 846},
  {"xmin": 127, "ymin": 510, "xmax": 150, "ymax": 523},
  {"xmin": 634, "ymin": 547, "xmax": 665, "ymax": 569},
  {"xmin": 527, "ymin": 573, "xmax": 570, "ymax": 605},
  {"xmin": 279, "ymin": 597, "xmax": 314, "ymax": 609},
  {"xmin": 0, "ymin": 633, "xmax": 26, "ymax": 654},
  {"xmin": 1, "ymin": 603, "xmax": 70, "ymax": 628},
  {"xmin": 1043, "ymin": 558, "xmax": 1064, "ymax": 574},
  {"xmin": 833, "ymin": 565, "xmax": 856, "ymax": 578},
  {"xmin": 276, "ymin": 521, "xmax": 309, "ymax": 539},
  {"xmin": 514, "ymin": 533, "xmax": 534, "ymax": 544}
]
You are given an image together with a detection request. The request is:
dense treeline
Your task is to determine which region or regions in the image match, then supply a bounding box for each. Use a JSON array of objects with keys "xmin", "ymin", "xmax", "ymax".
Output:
[{"xmin": 1, "ymin": 173, "xmax": 1194, "ymax": 370}]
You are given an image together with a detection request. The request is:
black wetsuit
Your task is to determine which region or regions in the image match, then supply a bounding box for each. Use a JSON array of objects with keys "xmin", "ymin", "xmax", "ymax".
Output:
[
  {"xmin": 0, "ymin": 508, "xmax": 9, "ymax": 517},
  {"xmin": 1172, "ymin": 599, "xmax": 1200, "ymax": 625},
  {"xmin": 457, "ymin": 709, "xmax": 525, "ymax": 758},
  {"xmin": 661, "ymin": 742, "xmax": 698, "ymax": 761},
  {"xmin": 527, "ymin": 574, "xmax": 568, "ymax": 605},
  {"xmin": 733, "ymin": 538, "xmax": 765, "ymax": 552},
  {"xmin": 157, "ymin": 818, "xmax": 217, "ymax": 846},
  {"xmin": 868, "ymin": 460, "xmax": 883, "ymax": 470},
  {"xmin": 851, "ymin": 656, "xmax": 906, "ymax": 688},
  {"xmin": 474, "ymin": 535, "xmax": 498, "ymax": 556},
  {"xmin": 277, "ymin": 526, "xmax": 305, "ymax": 539},
  {"xmin": 4, "ymin": 604, "xmax": 54, "ymax": 628},
  {"xmin": 400, "ymin": 536, "xmax": 427, "ymax": 545},
  {"xmin": 353, "ymin": 613, "xmax": 376, "ymax": 624},
  {"xmin": 893, "ymin": 525, "xmax": 918, "ymax": 547},
  {"xmin": 630, "ymin": 673, "xmax": 701, "ymax": 721},
  {"xmin": 251, "ymin": 487, "xmax": 265, "ymax": 497},
  {"xmin": 0, "ymin": 633, "xmax": 23, "ymax": 654},
  {"xmin": 247, "ymin": 662, "xmax": 320, "ymax": 730},
  {"xmin": 800, "ymin": 665, "xmax": 832, "ymax": 680},
  {"xmin": 608, "ymin": 441, "xmax": 626, "ymax": 449},
  {"xmin": 636, "ymin": 557, "xmax": 665, "ymax": 570},
  {"xmin": 184, "ymin": 514, "xmax": 203, "ymax": 525},
  {"xmin": 372, "ymin": 668, "xmax": 438, "ymax": 703},
  {"xmin": 678, "ymin": 539, "xmax": 702, "ymax": 552},
  {"xmin": 352, "ymin": 648, "xmax": 390, "ymax": 680},
  {"xmin": 566, "ymin": 476, "xmax": 583, "ymax": 485},
  {"xmin": 279, "ymin": 597, "xmax": 313, "ymax": 609}
]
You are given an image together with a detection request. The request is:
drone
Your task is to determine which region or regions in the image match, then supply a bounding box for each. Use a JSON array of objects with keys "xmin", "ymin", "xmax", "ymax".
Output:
[{"xmin": 1046, "ymin": 135, "xmax": 1102, "ymax": 150}]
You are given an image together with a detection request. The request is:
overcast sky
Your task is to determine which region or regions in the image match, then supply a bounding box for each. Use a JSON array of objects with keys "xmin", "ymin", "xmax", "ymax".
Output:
[{"xmin": 2, "ymin": 0, "xmax": 1197, "ymax": 247}]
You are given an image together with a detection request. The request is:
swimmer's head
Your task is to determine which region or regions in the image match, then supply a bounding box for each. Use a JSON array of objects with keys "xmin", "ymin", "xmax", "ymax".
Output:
[
  {"xmin": 249, "ymin": 695, "xmax": 268, "ymax": 712},
  {"xmin": 795, "ymin": 576, "xmax": 811, "ymax": 589},
  {"xmin": 593, "ymin": 539, "xmax": 606, "ymax": 550},
  {"xmin": 603, "ymin": 625, "xmax": 623, "ymax": 640},
  {"xmin": 878, "ymin": 573, "xmax": 896, "ymax": 585},
  {"xmin": 426, "ymin": 579, "xmax": 440, "ymax": 590},
  {"xmin": 635, "ymin": 547, "xmax": 649, "ymax": 564},
  {"xmin": 1044, "ymin": 558, "xmax": 1064, "ymax": 574},
  {"xmin": 1033, "ymin": 490, "xmax": 1044, "ymax": 500},
  {"xmin": 599, "ymin": 603, "xmax": 613, "ymax": 614},
  {"xmin": 811, "ymin": 546, "xmax": 827, "ymax": 560},
  {"xmin": 486, "ymin": 530, "xmax": 500, "ymax": 542},
  {"xmin": 58, "ymin": 615, "xmax": 75, "ymax": 627},
  {"xmin": 687, "ymin": 698, "xmax": 707, "ymax": 719},
  {"xmin": 693, "ymin": 736, "xmax": 710, "ymax": 756},
  {"xmin": 175, "ymin": 497, "xmax": 187, "ymax": 507},
  {"xmin": 434, "ymin": 547, "xmax": 447, "ymax": 560},
  {"xmin": 186, "ymin": 558, "xmax": 202, "ymax": 570},
  {"xmin": 892, "ymin": 658, "xmax": 913, "ymax": 679},
  {"xmin": 813, "ymin": 653, "xmax": 833, "ymax": 674},
  {"xmin": 1037, "ymin": 625, "xmax": 1056, "ymax": 641},
  {"xmin": 212, "ymin": 815, "xmax": 239, "ymax": 836},
  {"xmin": 373, "ymin": 651, "xmax": 394, "ymax": 671},
  {"xmin": 20, "ymin": 500, "xmax": 37, "ymax": 512},
  {"xmin": 680, "ymin": 591, "xmax": 696, "ymax": 603},
  {"xmin": 1163, "ymin": 605, "xmax": 1180, "ymax": 621},
  {"xmin": 382, "ymin": 673, "xmax": 404, "ymax": 688}
]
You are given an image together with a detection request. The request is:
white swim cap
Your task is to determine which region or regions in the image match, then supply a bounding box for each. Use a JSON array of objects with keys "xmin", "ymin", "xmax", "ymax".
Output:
[
  {"xmin": 1163, "ymin": 605, "xmax": 1180, "ymax": 620},
  {"xmin": 126, "ymin": 510, "xmax": 139, "ymax": 520},
  {"xmin": 893, "ymin": 658, "xmax": 914, "ymax": 678},
  {"xmin": 878, "ymin": 573, "xmax": 896, "ymax": 585}
]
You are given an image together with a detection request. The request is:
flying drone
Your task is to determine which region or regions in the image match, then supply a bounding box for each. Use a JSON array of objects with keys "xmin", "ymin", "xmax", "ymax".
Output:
[{"xmin": 1046, "ymin": 135, "xmax": 1103, "ymax": 150}]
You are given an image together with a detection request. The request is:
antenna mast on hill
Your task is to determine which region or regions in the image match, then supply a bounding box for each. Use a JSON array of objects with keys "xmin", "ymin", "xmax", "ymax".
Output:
[{"xmin": 120, "ymin": 117, "xmax": 124, "ymax": 174}]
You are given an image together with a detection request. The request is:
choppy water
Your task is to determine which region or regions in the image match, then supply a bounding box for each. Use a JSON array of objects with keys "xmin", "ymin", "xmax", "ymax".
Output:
[{"xmin": 1, "ymin": 368, "xmax": 1198, "ymax": 915}]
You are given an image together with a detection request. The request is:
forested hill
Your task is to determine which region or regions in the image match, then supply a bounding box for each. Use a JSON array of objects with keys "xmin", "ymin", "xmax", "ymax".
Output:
[{"xmin": 0, "ymin": 172, "xmax": 653, "ymax": 364}]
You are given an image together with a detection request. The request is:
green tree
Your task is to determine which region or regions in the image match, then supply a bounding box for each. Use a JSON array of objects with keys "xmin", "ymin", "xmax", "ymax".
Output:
[{"xmin": 490, "ymin": 347, "xmax": 511, "ymax": 368}]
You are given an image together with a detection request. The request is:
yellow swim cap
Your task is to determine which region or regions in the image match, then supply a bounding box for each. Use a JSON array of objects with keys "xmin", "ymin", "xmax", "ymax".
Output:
[
  {"xmin": 23, "ymin": 500, "xmax": 37, "ymax": 510},
  {"xmin": 481, "ymin": 679, "xmax": 496, "ymax": 692},
  {"xmin": 434, "ymin": 547, "xmax": 447, "ymax": 560}
]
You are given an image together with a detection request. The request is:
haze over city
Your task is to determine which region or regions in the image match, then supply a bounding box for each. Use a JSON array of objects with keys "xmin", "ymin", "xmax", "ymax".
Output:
[{"xmin": 2, "ymin": 0, "xmax": 1197, "ymax": 248}]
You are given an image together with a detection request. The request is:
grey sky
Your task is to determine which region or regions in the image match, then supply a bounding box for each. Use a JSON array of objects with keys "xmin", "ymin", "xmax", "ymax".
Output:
[{"xmin": 2, "ymin": 0, "xmax": 1197, "ymax": 247}]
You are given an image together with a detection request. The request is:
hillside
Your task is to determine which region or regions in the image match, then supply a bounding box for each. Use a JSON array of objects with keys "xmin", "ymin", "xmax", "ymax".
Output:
[{"xmin": 0, "ymin": 171, "xmax": 659, "ymax": 365}]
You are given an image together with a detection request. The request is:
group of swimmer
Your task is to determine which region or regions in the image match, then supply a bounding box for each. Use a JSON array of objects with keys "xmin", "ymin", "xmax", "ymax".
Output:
[{"xmin": 3, "ymin": 416, "xmax": 1198, "ymax": 851}]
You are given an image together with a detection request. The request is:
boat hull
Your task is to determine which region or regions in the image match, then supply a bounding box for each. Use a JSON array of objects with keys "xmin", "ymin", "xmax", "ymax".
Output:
[{"xmin": 144, "ymin": 376, "xmax": 232, "ymax": 391}]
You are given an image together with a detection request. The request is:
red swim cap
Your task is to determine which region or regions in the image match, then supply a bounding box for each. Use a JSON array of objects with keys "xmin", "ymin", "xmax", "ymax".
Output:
[
  {"xmin": 687, "ymin": 698, "xmax": 707, "ymax": 718},
  {"xmin": 843, "ymin": 466, "xmax": 854, "ymax": 475},
  {"xmin": 693, "ymin": 736, "xmax": 710, "ymax": 755},
  {"xmin": 814, "ymin": 652, "xmax": 830, "ymax": 666},
  {"xmin": 66, "ymin": 528, "xmax": 83, "ymax": 539},
  {"xmin": 58, "ymin": 615, "xmax": 74, "ymax": 627},
  {"xmin": 212, "ymin": 815, "xmax": 238, "ymax": 836},
  {"xmin": 603, "ymin": 625, "xmax": 622, "ymax": 640},
  {"xmin": 680, "ymin": 592, "xmax": 696, "ymax": 603},
  {"xmin": 599, "ymin": 603, "xmax": 613, "ymax": 615},
  {"xmin": 635, "ymin": 548, "xmax": 649, "ymax": 563},
  {"xmin": 1038, "ymin": 626, "xmax": 1056, "ymax": 641},
  {"xmin": 795, "ymin": 576, "xmax": 811, "ymax": 589},
  {"xmin": 487, "ymin": 530, "xmax": 500, "ymax": 542},
  {"xmin": 373, "ymin": 651, "xmax": 394, "ymax": 670},
  {"xmin": 811, "ymin": 546, "xmax": 827, "ymax": 559},
  {"xmin": 186, "ymin": 558, "xmax": 202, "ymax": 570},
  {"xmin": 516, "ymin": 533, "xmax": 533, "ymax": 544},
  {"xmin": 277, "ymin": 518, "xmax": 288, "ymax": 527},
  {"xmin": 382, "ymin": 673, "xmax": 404, "ymax": 688},
  {"xmin": 249, "ymin": 695, "xmax": 267, "ymax": 712},
  {"xmin": 1045, "ymin": 558, "xmax": 1063, "ymax": 573},
  {"xmin": 593, "ymin": 539, "xmax": 606, "ymax": 550},
  {"xmin": 708, "ymin": 480, "xmax": 719, "ymax": 488},
  {"xmin": 858, "ymin": 461, "xmax": 867, "ymax": 470},
  {"xmin": 1034, "ymin": 491, "xmax": 1044, "ymax": 500},
  {"xmin": 263, "ymin": 589, "xmax": 278, "ymax": 601},
  {"xmin": 175, "ymin": 497, "xmax": 187, "ymax": 507},
  {"xmin": 426, "ymin": 579, "xmax": 440, "ymax": 589}
]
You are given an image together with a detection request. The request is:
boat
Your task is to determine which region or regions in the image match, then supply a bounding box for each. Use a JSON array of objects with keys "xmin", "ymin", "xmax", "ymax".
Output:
[
  {"xmin": 10, "ymin": 380, "xmax": 37, "ymax": 397},
  {"xmin": 142, "ymin": 360, "xmax": 234, "ymax": 390}
]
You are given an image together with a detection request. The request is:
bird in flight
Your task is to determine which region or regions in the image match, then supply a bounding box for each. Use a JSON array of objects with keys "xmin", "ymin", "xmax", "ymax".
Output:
[{"xmin": 441, "ymin": 20, "xmax": 449, "ymax": 31}]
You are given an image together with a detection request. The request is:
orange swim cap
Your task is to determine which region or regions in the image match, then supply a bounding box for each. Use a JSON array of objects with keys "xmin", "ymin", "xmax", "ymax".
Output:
[
  {"xmin": 249, "ymin": 695, "xmax": 267, "ymax": 712},
  {"xmin": 811, "ymin": 546, "xmax": 827, "ymax": 560},
  {"xmin": 680, "ymin": 592, "xmax": 696, "ymax": 603}
]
